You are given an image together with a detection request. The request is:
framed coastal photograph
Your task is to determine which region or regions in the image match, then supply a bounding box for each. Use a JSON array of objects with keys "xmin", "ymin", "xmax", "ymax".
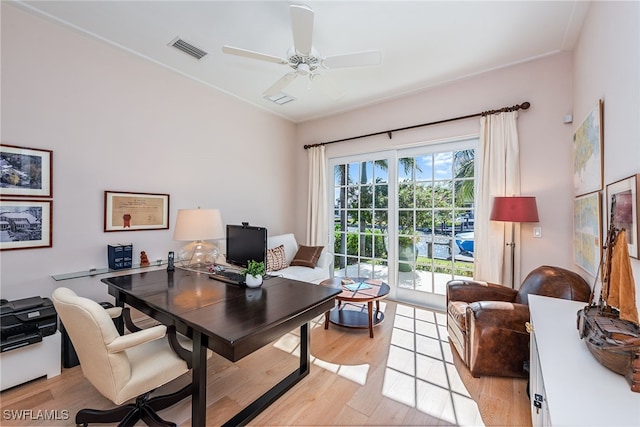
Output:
[
  {"xmin": 0, "ymin": 199, "xmax": 52, "ymax": 251},
  {"xmin": 104, "ymin": 191, "xmax": 170, "ymax": 232},
  {"xmin": 573, "ymin": 100, "xmax": 603, "ymax": 196},
  {"xmin": 0, "ymin": 144, "xmax": 53, "ymax": 198},
  {"xmin": 573, "ymin": 191, "xmax": 602, "ymax": 276},
  {"xmin": 606, "ymin": 174, "xmax": 639, "ymax": 259}
]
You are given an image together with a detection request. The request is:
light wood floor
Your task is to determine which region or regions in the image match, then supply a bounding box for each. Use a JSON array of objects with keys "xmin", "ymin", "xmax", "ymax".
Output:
[{"xmin": 0, "ymin": 300, "xmax": 532, "ymax": 426}]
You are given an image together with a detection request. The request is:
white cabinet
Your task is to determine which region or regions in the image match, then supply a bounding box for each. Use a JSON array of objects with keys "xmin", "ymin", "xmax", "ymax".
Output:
[
  {"xmin": 528, "ymin": 295, "xmax": 640, "ymax": 426},
  {"xmin": 529, "ymin": 328, "xmax": 552, "ymax": 426},
  {"xmin": 1, "ymin": 332, "xmax": 61, "ymax": 391}
]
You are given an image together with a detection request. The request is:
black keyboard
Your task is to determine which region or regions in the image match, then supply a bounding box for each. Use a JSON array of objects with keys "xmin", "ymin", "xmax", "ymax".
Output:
[{"xmin": 209, "ymin": 270, "xmax": 245, "ymax": 285}]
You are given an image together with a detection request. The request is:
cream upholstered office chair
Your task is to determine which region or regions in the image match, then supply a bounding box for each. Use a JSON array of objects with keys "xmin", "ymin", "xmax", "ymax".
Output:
[{"xmin": 52, "ymin": 287, "xmax": 207, "ymax": 427}]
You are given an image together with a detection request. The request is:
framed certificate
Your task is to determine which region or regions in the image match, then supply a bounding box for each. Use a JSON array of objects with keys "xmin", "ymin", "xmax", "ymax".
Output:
[{"xmin": 104, "ymin": 191, "xmax": 170, "ymax": 232}]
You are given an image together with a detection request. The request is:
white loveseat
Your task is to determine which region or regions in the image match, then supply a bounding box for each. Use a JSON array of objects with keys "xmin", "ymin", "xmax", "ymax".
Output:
[{"xmin": 266, "ymin": 233, "xmax": 332, "ymax": 284}]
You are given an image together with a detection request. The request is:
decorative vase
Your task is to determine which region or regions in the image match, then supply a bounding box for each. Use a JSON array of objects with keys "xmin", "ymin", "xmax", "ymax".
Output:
[{"xmin": 245, "ymin": 274, "xmax": 263, "ymax": 288}]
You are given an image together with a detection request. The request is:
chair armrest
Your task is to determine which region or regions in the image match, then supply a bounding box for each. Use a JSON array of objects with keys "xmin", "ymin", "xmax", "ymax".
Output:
[
  {"xmin": 447, "ymin": 280, "xmax": 518, "ymax": 303},
  {"xmin": 105, "ymin": 306, "xmax": 123, "ymax": 318},
  {"xmin": 167, "ymin": 325, "xmax": 193, "ymax": 368},
  {"xmin": 106, "ymin": 324, "xmax": 167, "ymax": 353},
  {"xmin": 106, "ymin": 306, "xmax": 143, "ymax": 332},
  {"xmin": 467, "ymin": 301, "xmax": 530, "ymax": 332},
  {"xmin": 466, "ymin": 301, "xmax": 531, "ymax": 377}
]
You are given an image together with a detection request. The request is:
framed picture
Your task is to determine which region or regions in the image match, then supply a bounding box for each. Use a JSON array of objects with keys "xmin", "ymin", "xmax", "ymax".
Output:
[
  {"xmin": 606, "ymin": 174, "xmax": 639, "ymax": 259},
  {"xmin": 0, "ymin": 144, "xmax": 53, "ymax": 198},
  {"xmin": 573, "ymin": 191, "xmax": 602, "ymax": 276},
  {"xmin": 573, "ymin": 99, "xmax": 603, "ymax": 196},
  {"xmin": 0, "ymin": 199, "xmax": 52, "ymax": 251},
  {"xmin": 104, "ymin": 191, "xmax": 169, "ymax": 232}
]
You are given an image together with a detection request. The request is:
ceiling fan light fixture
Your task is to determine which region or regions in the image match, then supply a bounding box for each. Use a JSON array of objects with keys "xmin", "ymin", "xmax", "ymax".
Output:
[
  {"xmin": 297, "ymin": 63, "xmax": 311, "ymax": 75},
  {"xmin": 221, "ymin": 4, "xmax": 380, "ymax": 101}
]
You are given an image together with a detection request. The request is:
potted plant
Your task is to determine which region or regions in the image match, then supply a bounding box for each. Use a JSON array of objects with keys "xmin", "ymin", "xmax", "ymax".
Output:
[
  {"xmin": 398, "ymin": 232, "xmax": 417, "ymax": 272},
  {"xmin": 243, "ymin": 259, "xmax": 265, "ymax": 288}
]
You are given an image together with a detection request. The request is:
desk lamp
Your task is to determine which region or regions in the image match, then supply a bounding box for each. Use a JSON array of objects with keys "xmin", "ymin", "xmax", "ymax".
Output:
[
  {"xmin": 490, "ymin": 196, "xmax": 539, "ymax": 288},
  {"xmin": 173, "ymin": 208, "xmax": 224, "ymax": 268}
]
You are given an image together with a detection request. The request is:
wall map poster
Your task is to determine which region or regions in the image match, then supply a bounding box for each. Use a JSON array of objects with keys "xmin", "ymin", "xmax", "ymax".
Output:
[
  {"xmin": 104, "ymin": 191, "xmax": 169, "ymax": 232},
  {"xmin": 573, "ymin": 192, "xmax": 601, "ymax": 276},
  {"xmin": 573, "ymin": 100, "xmax": 603, "ymax": 196}
]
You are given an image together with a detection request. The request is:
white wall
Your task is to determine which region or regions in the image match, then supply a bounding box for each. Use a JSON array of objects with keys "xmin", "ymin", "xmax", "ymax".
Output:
[
  {"xmin": 294, "ymin": 1, "xmax": 640, "ymax": 307},
  {"xmin": 572, "ymin": 1, "xmax": 640, "ymax": 307},
  {"xmin": 1, "ymin": 4, "xmax": 297, "ymax": 301},
  {"xmin": 295, "ymin": 53, "xmax": 575, "ymax": 285},
  {"xmin": 3, "ymin": 1, "xmax": 638, "ymax": 308}
]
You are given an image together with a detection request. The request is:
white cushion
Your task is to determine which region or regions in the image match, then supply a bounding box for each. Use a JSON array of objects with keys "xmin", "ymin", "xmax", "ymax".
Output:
[
  {"xmin": 267, "ymin": 233, "xmax": 299, "ymax": 265},
  {"xmin": 266, "ymin": 234, "xmax": 333, "ymax": 284}
]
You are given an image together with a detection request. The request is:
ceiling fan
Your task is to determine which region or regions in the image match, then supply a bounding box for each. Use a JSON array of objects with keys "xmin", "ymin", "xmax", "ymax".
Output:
[{"xmin": 222, "ymin": 4, "xmax": 381, "ymax": 99}]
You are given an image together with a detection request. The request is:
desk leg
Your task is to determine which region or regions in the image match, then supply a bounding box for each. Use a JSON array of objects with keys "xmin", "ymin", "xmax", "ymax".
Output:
[
  {"xmin": 367, "ymin": 301, "xmax": 374, "ymax": 338},
  {"xmin": 222, "ymin": 322, "xmax": 311, "ymax": 427},
  {"xmin": 300, "ymin": 322, "xmax": 310, "ymax": 373},
  {"xmin": 192, "ymin": 331, "xmax": 208, "ymax": 427}
]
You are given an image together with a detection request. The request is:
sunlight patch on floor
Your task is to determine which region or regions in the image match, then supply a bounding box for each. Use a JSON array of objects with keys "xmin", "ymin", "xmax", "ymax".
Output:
[
  {"xmin": 382, "ymin": 368, "xmax": 416, "ymax": 407},
  {"xmin": 271, "ymin": 316, "xmax": 371, "ymax": 385},
  {"xmin": 273, "ymin": 332, "xmax": 300, "ymax": 355},
  {"xmin": 270, "ymin": 301, "xmax": 483, "ymax": 426},
  {"xmin": 384, "ymin": 304, "xmax": 485, "ymax": 426},
  {"xmin": 336, "ymin": 363, "xmax": 370, "ymax": 385},
  {"xmin": 416, "ymin": 380, "xmax": 456, "ymax": 423}
]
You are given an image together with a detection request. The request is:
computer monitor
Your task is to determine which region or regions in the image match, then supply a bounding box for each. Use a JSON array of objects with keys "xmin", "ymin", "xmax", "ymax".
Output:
[{"xmin": 225, "ymin": 224, "xmax": 267, "ymax": 269}]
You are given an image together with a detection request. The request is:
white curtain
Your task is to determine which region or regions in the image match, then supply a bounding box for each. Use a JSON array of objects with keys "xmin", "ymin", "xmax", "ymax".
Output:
[
  {"xmin": 474, "ymin": 111, "xmax": 521, "ymax": 285},
  {"xmin": 306, "ymin": 145, "xmax": 328, "ymax": 246}
]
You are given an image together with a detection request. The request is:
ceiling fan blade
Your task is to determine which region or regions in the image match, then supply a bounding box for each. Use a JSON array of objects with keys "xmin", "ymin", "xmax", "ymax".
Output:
[
  {"xmin": 323, "ymin": 50, "xmax": 382, "ymax": 69},
  {"xmin": 290, "ymin": 5, "xmax": 314, "ymax": 56},
  {"xmin": 312, "ymin": 73, "xmax": 345, "ymax": 101},
  {"xmin": 264, "ymin": 73, "xmax": 298, "ymax": 97},
  {"xmin": 222, "ymin": 45, "xmax": 287, "ymax": 65}
]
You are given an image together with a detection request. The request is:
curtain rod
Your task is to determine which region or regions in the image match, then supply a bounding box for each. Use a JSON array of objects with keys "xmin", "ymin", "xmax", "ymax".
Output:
[{"xmin": 303, "ymin": 101, "xmax": 530, "ymax": 149}]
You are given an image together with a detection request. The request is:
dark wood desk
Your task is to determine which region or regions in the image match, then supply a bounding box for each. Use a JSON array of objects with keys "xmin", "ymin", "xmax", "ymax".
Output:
[{"xmin": 101, "ymin": 269, "xmax": 340, "ymax": 426}]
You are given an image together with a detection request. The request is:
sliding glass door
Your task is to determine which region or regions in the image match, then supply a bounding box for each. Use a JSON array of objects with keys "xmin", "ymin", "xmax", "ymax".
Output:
[
  {"xmin": 395, "ymin": 142, "xmax": 476, "ymax": 307},
  {"xmin": 333, "ymin": 155, "xmax": 392, "ymax": 284},
  {"xmin": 330, "ymin": 138, "xmax": 477, "ymax": 309}
]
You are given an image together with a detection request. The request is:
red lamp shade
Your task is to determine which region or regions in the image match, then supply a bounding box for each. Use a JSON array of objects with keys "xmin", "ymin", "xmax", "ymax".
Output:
[{"xmin": 490, "ymin": 196, "xmax": 539, "ymax": 223}]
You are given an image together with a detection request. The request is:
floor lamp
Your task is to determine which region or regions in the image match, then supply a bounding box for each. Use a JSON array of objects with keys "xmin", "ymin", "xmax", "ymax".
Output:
[{"xmin": 490, "ymin": 196, "xmax": 539, "ymax": 288}]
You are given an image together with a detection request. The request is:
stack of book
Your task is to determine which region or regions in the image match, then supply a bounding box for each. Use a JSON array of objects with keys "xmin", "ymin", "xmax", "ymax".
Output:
[{"xmin": 108, "ymin": 244, "xmax": 133, "ymax": 270}]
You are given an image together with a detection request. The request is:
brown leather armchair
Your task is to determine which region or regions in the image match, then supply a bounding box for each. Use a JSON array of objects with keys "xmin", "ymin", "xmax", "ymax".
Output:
[{"xmin": 447, "ymin": 265, "xmax": 591, "ymax": 378}]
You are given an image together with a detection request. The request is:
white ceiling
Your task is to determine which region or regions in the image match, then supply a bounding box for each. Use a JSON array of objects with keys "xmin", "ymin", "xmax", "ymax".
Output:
[{"xmin": 13, "ymin": 1, "xmax": 590, "ymax": 123}]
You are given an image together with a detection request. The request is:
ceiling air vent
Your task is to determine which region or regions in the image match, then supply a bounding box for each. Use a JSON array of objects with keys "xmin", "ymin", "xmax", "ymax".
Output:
[
  {"xmin": 264, "ymin": 93, "xmax": 296, "ymax": 105},
  {"xmin": 169, "ymin": 37, "xmax": 208, "ymax": 60}
]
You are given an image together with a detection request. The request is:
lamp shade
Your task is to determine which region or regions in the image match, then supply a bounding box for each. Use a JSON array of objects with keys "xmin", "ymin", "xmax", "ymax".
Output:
[
  {"xmin": 173, "ymin": 208, "xmax": 224, "ymax": 241},
  {"xmin": 490, "ymin": 196, "xmax": 539, "ymax": 223}
]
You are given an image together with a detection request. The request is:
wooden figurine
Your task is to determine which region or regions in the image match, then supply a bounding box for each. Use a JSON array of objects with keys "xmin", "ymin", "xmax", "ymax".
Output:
[{"xmin": 140, "ymin": 251, "xmax": 150, "ymax": 267}]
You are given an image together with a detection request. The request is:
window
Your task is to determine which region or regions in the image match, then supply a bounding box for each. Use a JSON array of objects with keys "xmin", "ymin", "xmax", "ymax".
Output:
[
  {"xmin": 330, "ymin": 138, "xmax": 477, "ymax": 307},
  {"xmin": 333, "ymin": 159, "xmax": 390, "ymax": 283}
]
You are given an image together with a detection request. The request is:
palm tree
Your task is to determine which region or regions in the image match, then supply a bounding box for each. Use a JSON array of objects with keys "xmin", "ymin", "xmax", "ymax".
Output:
[
  {"xmin": 454, "ymin": 149, "xmax": 475, "ymax": 205},
  {"xmin": 333, "ymin": 158, "xmax": 417, "ymax": 271}
]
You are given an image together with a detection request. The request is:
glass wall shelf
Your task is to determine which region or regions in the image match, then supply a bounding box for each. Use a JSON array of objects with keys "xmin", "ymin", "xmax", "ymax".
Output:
[{"xmin": 52, "ymin": 259, "xmax": 167, "ymax": 281}]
